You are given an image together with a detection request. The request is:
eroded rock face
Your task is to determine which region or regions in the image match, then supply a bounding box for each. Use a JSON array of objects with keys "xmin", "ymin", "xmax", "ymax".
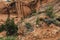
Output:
[{"xmin": 0, "ymin": 0, "xmax": 60, "ymax": 23}]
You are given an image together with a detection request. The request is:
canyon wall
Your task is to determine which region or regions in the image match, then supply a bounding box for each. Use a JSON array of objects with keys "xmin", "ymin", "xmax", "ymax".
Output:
[
  {"xmin": 16, "ymin": 0, "xmax": 54, "ymax": 18},
  {"xmin": 0, "ymin": 0, "xmax": 55, "ymax": 24}
]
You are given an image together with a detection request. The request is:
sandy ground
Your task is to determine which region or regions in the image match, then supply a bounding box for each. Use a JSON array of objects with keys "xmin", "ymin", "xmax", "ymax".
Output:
[{"xmin": 17, "ymin": 24, "xmax": 60, "ymax": 40}]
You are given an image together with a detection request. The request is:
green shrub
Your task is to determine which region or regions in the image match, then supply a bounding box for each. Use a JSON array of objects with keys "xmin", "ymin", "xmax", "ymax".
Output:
[
  {"xmin": 0, "ymin": 18, "xmax": 18, "ymax": 35},
  {"xmin": 36, "ymin": 17, "xmax": 40, "ymax": 25},
  {"xmin": 0, "ymin": 24, "xmax": 5, "ymax": 32},
  {"xmin": 46, "ymin": 6, "xmax": 55, "ymax": 18},
  {"xmin": 0, "ymin": 36, "xmax": 16, "ymax": 40},
  {"xmin": 42, "ymin": 18, "xmax": 54, "ymax": 26},
  {"xmin": 25, "ymin": 23, "xmax": 32, "ymax": 29},
  {"xmin": 5, "ymin": 36, "xmax": 16, "ymax": 40},
  {"xmin": 30, "ymin": 9, "xmax": 36, "ymax": 16},
  {"xmin": 0, "ymin": 37, "xmax": 4, "ymax": 40},
  {"xmin": 5, "ymin": 18, "xmax": 18, "ymax": 35},
  {"xmin": 25, "ymin": 23, "xmax": 33, "ymax": 32}
]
